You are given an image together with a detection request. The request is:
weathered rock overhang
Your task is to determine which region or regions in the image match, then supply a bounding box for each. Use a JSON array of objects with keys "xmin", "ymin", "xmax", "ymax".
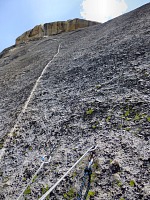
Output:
[{"xmin": 16, "ymin": 18, "xmax": 99, "ymax": 45}]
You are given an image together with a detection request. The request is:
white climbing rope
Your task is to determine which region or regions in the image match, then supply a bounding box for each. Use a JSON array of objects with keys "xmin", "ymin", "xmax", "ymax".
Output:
[
  {"xmin": 11, "ymin": 42, "xmax": 61, "ymax": 135},
  {"xmin": 17, "ymin": 155, "xmax": 51, "ymax": 200},
  {"xmin": 39, "ymin": 145, "xmax": 97, "ymax": 200},
  {"xmin": 0, "ymin": 41, "xmax": 61, "ymax": 161}
]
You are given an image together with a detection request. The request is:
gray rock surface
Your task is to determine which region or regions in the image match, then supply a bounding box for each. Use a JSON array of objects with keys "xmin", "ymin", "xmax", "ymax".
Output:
[{"xmin": 0, "ymin": 3, "xmax": 150, "ymax": 200}]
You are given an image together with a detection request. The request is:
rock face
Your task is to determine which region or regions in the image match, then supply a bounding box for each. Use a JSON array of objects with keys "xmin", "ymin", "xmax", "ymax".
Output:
[
  {"xmin": 15, "ymin": 18, "xmax": 99, "ymax": 44},
  {"xmin": 0, "ymin": 3, "xmax": 150, "ymax": 200}
]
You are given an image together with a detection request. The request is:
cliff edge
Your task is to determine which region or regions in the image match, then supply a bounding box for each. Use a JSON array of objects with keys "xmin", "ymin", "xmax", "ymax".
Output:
[{"xmin": 16, "ymin": 18, "xmax": 99, "ymax": 44}]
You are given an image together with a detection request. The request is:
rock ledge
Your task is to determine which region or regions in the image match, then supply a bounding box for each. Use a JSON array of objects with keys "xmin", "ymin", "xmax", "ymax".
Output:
[{"xmin": 16, "ymin": 18, "xmax": 99, "ymax": 44}]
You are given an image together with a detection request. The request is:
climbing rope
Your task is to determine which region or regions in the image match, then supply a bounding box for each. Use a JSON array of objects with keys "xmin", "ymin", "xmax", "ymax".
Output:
[
  {"xmin": 39, "ymin": 145, "xmax": 97, "ymax": 200},
  {"xmin": 77, "ymin": 149, "xmax": 96, "ymax": 200},
  {"xmin": 77, "ymin": 167, "xmax": 92, "ymax": 200},
  {"xmin": 17, "ymin": 143, "xmax": 58, "ymax": 200},
  {"xmin": 0, "ymin": 42, "xmax": 61, "ymax": 161}
]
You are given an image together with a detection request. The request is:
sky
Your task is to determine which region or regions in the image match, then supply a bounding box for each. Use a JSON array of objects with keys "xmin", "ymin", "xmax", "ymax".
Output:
[{"xmin": 0, "ymin": 0, "xmax": 149, "ymax": 52}]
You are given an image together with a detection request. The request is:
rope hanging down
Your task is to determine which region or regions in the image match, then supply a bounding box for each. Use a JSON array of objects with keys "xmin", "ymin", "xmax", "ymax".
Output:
[
  {"xmin": 17, "ymin": 143, "xmax": 58, "ymax": 200},
  {"xmin": 39, "ymin": 145, "xmax": 97, "ymax": 200},
  {"xmin": 77, "ymin": 150, "xmax": 96, "ymax": 200}
]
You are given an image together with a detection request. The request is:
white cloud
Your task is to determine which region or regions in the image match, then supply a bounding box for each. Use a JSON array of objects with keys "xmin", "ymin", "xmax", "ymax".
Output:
[{"xmin": 80, "ymin": 0, "xmax": 128, "ymax": 22}]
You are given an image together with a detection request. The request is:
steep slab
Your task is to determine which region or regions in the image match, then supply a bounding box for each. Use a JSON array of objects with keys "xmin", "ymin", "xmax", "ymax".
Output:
[{"xmin": 0, "ymin": 3, "xmax": 150, "ymax": 200}]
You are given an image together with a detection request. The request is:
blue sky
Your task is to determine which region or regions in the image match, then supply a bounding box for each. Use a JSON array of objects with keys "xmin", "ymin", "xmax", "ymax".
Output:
[{"xmin": 0, "ymin": 0, "xmax": 149, "ymax": 52}]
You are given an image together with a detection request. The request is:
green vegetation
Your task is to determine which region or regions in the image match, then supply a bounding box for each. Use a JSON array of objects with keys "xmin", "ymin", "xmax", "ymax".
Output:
[
  {"xmin": 141, "ymin": 114, "xmax": 147, "ymax": 118},
  {"xmin": 134, "ymin": 113, "xmax": 140, "ymax": 121},
  {"xmin": 119, "ymin": 124, "xmax": 123, "ymax": 129},
  {"xmin": 42, "ymin": 184, "xmax": 49, "ymax": 194},
  {"xmin": 124, "ymin": 110, "xmax": 130, "ymax": 117},
  {"xmin": 87, "ymin": 190, "xmax": 95, "ymax": 198},
  {"xmin": 86, "ymin": 108, "xmax": 94, "ymax": 115},
  {"xmin": 120, "ymin": 198, "xmax": 125, "ymax": 200},
  {"xmin": 116, "ymin": 180, "xmax": 122, "ymax": 187},
  {"xmin": 106, "ymin": 116, "xmax": 111, "ymax": 123},
  {"xmin": 122, "ymin": 106, "xmax": 133, "ymax": 120},
  {"xmin": 92, "ymin": 125, "xmax": 96, "ymax": 129},
  {"xmin": 91, "ymin": 172, "xmax": 97, "ymax": 182},
  {"xmin": 129, "ymin": 180, "xmax": 135, "ymax": 187},
  {"xmin": 125, "ymin": 127, "xmax": 131, "ymax": 132},
  {"xmin": 147, "ymin": 116, "xmax": 150, "ymax": 122},
  {"xmin": 13, "ymin": 132, "xmax": 17, "ymax": 137},
  {"xmin": 72, "ymin": 172, "xmax": 77, "ymax": 178},
  {"xmin": 24, "ymin": 186, "xmax": 31, "ymax": 195},
  {"xmin": 22, "ymin": 177, "xmax": 26, "ymax": 181},
  {"xmin": 125, "ymin": 117, "xmax": 131, "ymax": 121},
  {"xmin": 93, "ymin": 160, "xmax": 99, "ymax": 170},
  {"xmin": 122, "ymin": 105, "xmax": 149, "ymax": 123},
  {"xmin": 0, "ymin": 139, "xmax": 4, "ymax": 149},
  {"xmin": 12, "ymin": 139, "xmax": 16, "ymax": 144},
  {"xmin": 96, "ymin": 85, "xmax": 102, "ymax": 89},
  {"xmin": 63, "ymin": 188, "xmax": 76, "ymax": 199},
  {"xmin": 91, "ymin": 121, "xmax": 99, "ymax": 129},
  {"xmin": 38, "ymin": 185, "xmax": 50, "ymax": 199},
  {"xmin": 109, "ymin": 159, "xmax": 113, "ymax": 164},
  {"xmin": 32, "ymin": 175, "xmax": 37, "ymax": 183},
  {"xmin": 91, "ymin": 160, "xmax": 99, "ymax": 182},
  {"xmin": 28, "ymin": 146, "xmax": 33, "ymax": 151},
  {"xmin": 41, "ymin": 185, "xmax": 49, "ymax": 200},
  {"xmin": 63, "ymin": 194, "xmax": 68, "ymax": 199},
  {"xmin": 0, "ymin": 143, "xmax": 3, "ymax": 149}
]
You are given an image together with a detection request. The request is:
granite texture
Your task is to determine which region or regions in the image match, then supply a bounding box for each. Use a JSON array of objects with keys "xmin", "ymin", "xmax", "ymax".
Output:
[{"xmin": 0, "ymin": 3, "xmax": 150, "ymax": 200}]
